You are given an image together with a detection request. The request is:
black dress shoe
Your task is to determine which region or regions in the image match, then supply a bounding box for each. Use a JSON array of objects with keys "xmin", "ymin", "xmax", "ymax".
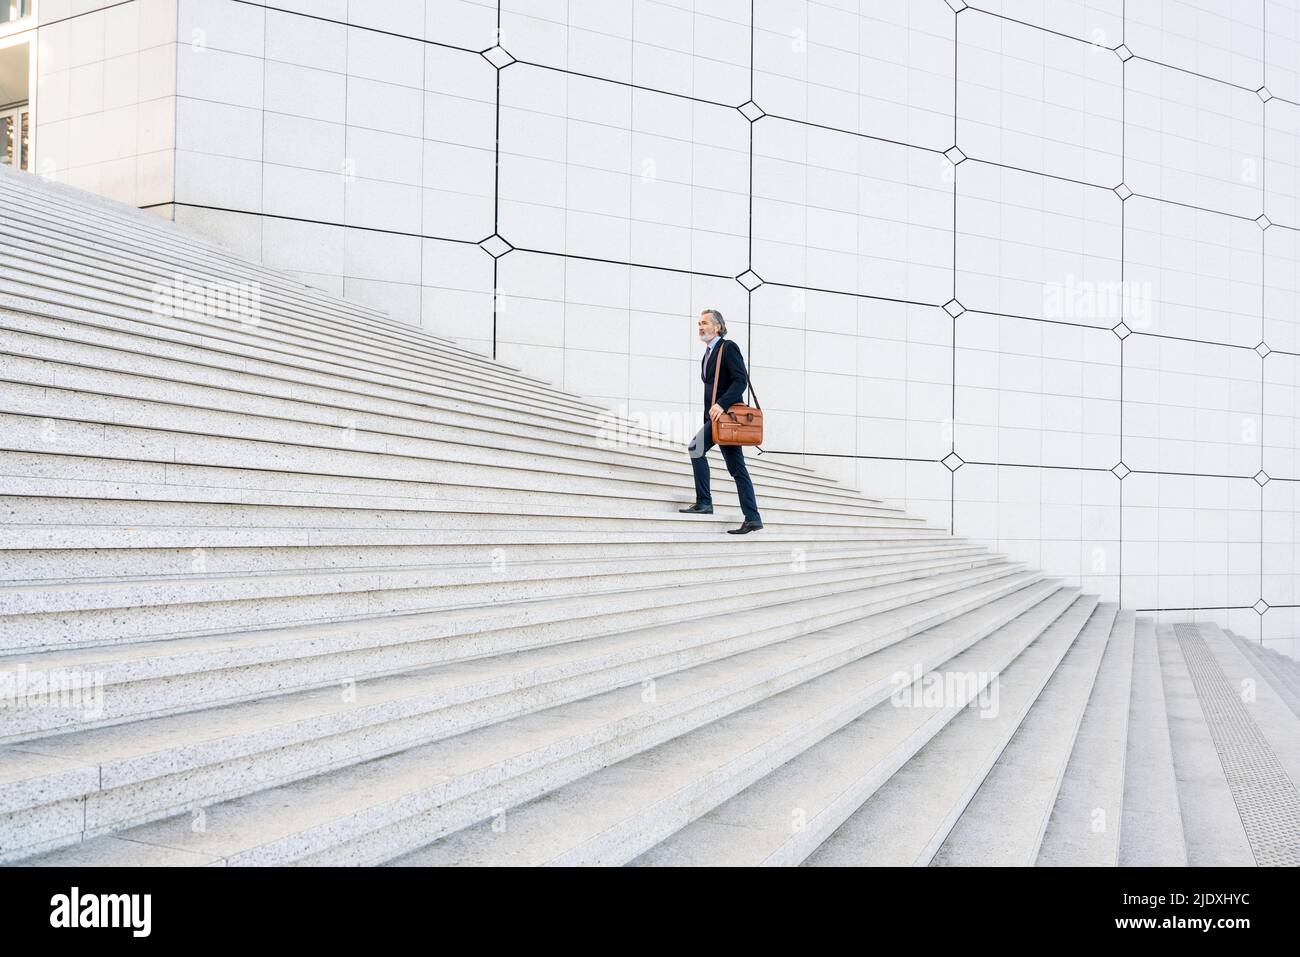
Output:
[
  {"xmin": 726, "ymin": 520, "xmax": 764, "ymax": 534},
  {"xmin": 678, "ymin": 502, "xmax": 713, "ymax": 514}
]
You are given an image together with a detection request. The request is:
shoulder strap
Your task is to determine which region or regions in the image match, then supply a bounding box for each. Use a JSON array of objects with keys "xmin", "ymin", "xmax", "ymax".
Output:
[
  {"xmin": 709, "ymin": 341, "xmax": 762, "ymax": 410},
  {"xmin": 710, "ymin": 341, "xmax": 725, "ymax": 406}
]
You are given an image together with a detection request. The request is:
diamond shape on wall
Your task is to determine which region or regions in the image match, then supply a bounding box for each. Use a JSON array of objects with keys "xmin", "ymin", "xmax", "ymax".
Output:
[
  {"xmin": 479, "ymin": 234, "xmax": 514, "ymax": 258},
  {"xmin": 1256, "ymin": 341, "xmax": 1271, "ymax": 357},
  {"xmin": 1114, "ymin": 183, "xmax": 1133, "ymax": 200},
  {"xmin": 1112, "ymin": 321, "xmax": 1131, "ymax": 339},
  {"xmin": 738, "ymin": 101, "xmax": 765, "ymax": 122},
  {"xmin": 1254, "ymin": 469, "xmax": 1270, "ymax": 486},
  {"xmin": 1256, "ymin": 213, "xmax": 1272, "ymax": 230},
  {"xmin": 1112, "ymin": 461, "xmax": 1131, "ymax": 479},
  {"xmin": 482, "ymin": 46, "xmax": 515, "ymax": 69},
  {"xmin": 1114, "ymin": 44, "xmax": 1133, "ymax": 61},
  {"xmin": 942, "ymin": 451, "xmax": 964, "ymax": 471},
  {"xmin": 943, "ymin": 298, "xmax": 965, "ymax": 318},
  {"xmin": 1257, "ymin": 86, "xmax": 1273, "ymax": 102},
  {"xmin": 736, "ymin": 269, "xmax": 763, "ymax": 291},
  {"xmin": 1254, "ymin": 598, "xmax": 1270, "ymax": 615},
  {"xmin": 944, "ymin": 146, "xmax": 966, "ymax": 165}
]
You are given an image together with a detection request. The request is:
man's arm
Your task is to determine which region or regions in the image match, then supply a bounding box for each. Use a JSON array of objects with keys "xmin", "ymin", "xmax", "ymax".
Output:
[{"xmin": 715, "ymin": 342, "xmax": 749, "ymax": 409}]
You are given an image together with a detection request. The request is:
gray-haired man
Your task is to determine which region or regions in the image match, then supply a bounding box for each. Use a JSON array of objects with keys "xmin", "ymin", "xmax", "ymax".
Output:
[{"xmin": 679, "ymin": 309, "xmax": 763, "ymax": 534}]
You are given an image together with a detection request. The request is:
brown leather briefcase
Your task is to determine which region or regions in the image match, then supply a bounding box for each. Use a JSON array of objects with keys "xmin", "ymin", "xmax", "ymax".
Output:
[{"xmin": 709, "ymin": 341, "xmax": 763, "ymax": 446}]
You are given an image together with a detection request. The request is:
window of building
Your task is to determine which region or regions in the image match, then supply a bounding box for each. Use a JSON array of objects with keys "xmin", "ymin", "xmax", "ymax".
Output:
[
  {"xmin": 1, "ymin": 104, "xmax": 29, "ymax": 170},
  {"xmin": 1, "ymin": 2, "xmax": 31, "ymax": 26}
]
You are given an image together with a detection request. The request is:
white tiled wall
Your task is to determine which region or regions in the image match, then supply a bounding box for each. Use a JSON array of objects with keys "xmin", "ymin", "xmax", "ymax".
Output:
[
  {"xmin": 958, "ymin": 9, "xmax": 1123, "ymax": 185},
  {"xmin": 33, "ymin": 0, "xmax": 177, "ymax": 206},
  {"xmin": 28, "ymin": 0, "xmax": 1300, "ymax": 658}
]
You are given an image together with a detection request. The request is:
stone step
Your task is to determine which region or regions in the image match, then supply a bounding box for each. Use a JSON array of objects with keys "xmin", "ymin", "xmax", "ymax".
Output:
[
  {"xmin": 0, "ymin": 264, "xmax": 595, "ymax": 424},
  {"xmin": 1156, "ymin": 624, "xmax": 1255, "ymax": 866},
  {"xmin": 0, "ymin": 464, "xmax": 909, "ymax": 538},
  {"xmin": 0, "ymin": 242, "xmax": 389, "ymax": 334},
  {"xmin": 0, "ymin": 493, "xmax": 935, "ymax": 540},
  {"xmin": 802, "ymin": 597, "xmax": 1105, "ymax": 867},
  {"xmin": 12, "ymin": 575, "xmax": 1056, "ymax": 865},
  {"xmin": 0, "ymin": 561, "xmax": 1032, "ymax": 736},
  {"xmin": 0, "ymin": 250, "xmax": 823, "ymax": 488},
  {"xmin": 0, "ymin": 171, "xmax": 396, "ymax": 328},
  {"xmin": 631, "ymin": 589, "xmax": 1093, "ymax": 866},
  {"xmin": 1036, "ymin": 609, "xmax": 1138, "ymax": 866},
  {"xmin": 927, "ymin": 607, "xmax": 1129, "ymax": 866},
  {"xmin": 1265, "ymin": 644, "xmax": 1300, "ymax": 681},
  {"xmin": 0, "ymin": 366, "xmax": 889, "ymax": 512},
  {"xmin": 1164, "ymin": 624, "xmax": 1300, "ymax": 868},
  {"xmin": 0, "ymin": 571, "xmax": 1045, "ymax": 863},
  {"xmin": 0, "ymin": 291, "xmax": 834, "ymax": 506},
  {"xmin": 0, "ymin": 195, "xmax": 833, "ymax": 484},
  {"xmin": 0, "ymin": 379, "xmax": 898, "ymax": 523},
  {"xmin": 0, "ymin": 331, "xmax": 861, "ymax": 506},
  {"xmin": 0, "ymin": 229, "xmax": 506, "ymax": 381},
  {"xmin": 0, "ymin": 227, "xmax": 665, "ymax": 442},
  {"xmin": 1193, "ymin": 623, "xmax": 1300, "ymax": 787},
  {"xmin": 0, "ymin": 178, "xmax": 827, "ymax": 485},
  {"xmin": 0, "ymin": 177, "xmax": 599, "ymax": 393},
  {"xmin": 0, "ymin": 309, "xmax": 847, "ymax": 498},
  {"xmin": 0, "ymin": 532, "xmax": 975, "ymax": 582},
  {"xmin": 1193, "ymin": 623, "xmax": 1300, "ymax": 867},
  {"xmin": 2, "ymin": 550, "xmax": 1012, "ymax": 654},
  {"xmin": 0, "ymin": 521, "xmax": 950, "ymax": 554},
  {"xmin": 0, "ymin": 188, "xmax": 578, "ymax": 391},
  {"xmin": 0, "ymin": 286, "xmax": 815, "ymax": 492},
  {"xmin": 385, "ymin": 581, "xmax": 1071, "ymax": 867},
  {"xmin": 1, "ymin": 541, "xmax": 992, "ymax": 617},
  {"xmin": 1227, "ymin": 633, "xmax": 1300, "ymax": 717},
  {"xmin": 1248, "ymin": 636, "xmax": 1300, "ymax": 678},
  {"xmin": 1116, "ymin": 618, "xmax": 1188, "ymax": 866}
]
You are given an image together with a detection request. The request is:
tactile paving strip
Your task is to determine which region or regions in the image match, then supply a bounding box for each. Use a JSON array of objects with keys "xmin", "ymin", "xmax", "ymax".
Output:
[{"xmin": 1175, "ymin": 624, "xmax": 1300, "ymax": 867}]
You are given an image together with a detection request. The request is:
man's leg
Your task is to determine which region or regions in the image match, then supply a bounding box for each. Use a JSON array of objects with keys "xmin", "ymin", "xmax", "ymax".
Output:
[
  {"xmin": 691, "ymin": 414, "xmax": 715, "ymax": 506},
  {"xmin": 721, "ymin": 444, "xmax": 761, "ymax": 523}
]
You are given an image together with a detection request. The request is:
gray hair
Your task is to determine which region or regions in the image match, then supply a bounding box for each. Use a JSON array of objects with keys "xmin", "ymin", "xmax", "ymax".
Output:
[{"xmin": 700, "ymin": 309, "xmax": 726, "ymax": 335}]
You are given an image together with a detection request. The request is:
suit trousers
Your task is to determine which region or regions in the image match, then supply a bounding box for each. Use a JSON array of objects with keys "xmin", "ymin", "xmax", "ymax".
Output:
[{"xmin": 691, "ymin": 412, "xmax": 761, "ymax": 523}]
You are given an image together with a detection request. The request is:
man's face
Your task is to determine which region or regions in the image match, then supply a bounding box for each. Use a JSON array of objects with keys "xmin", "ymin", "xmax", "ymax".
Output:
[{"xmin": 698, "ymin": 314, "xmax": 718, "ymax": 342}]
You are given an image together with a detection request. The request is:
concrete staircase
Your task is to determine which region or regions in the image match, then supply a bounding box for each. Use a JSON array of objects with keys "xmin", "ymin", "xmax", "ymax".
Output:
[
  {"xmin": 1226, "ymin": 630, "xmax": 1300, "ymax": 719},
  {"xmin": 0, "ymin": 166, "xmax": 1294, "ymax": 867}
]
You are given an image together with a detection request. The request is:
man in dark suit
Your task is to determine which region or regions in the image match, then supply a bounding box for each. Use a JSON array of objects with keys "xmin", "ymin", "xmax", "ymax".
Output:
[{"xmin": 680, "ymin": 309, "xmax": 763, "ymax": 534}]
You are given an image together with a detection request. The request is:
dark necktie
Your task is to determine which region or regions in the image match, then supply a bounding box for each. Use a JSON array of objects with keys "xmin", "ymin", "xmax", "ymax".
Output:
[{"xmin": 701, "ymin": 340, "xmax": 718, "ymax": 381}]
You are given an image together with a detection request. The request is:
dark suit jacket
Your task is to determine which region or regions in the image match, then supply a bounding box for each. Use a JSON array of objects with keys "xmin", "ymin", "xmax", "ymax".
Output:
[{"xmin": 701, "ymin": 336, "xmax": 749, "ymax": 411}]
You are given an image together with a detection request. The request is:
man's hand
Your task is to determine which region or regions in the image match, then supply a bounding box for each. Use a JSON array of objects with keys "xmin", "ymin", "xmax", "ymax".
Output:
[{"xmin": 708, "ymin": 403, "xmax": 724, "ymax": 421}]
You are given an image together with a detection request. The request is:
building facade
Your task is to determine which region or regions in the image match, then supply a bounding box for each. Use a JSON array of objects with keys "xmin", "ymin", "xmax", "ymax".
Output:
[{"xmin": 14, "ymin": 0, "xmax": 1300, "ymax": 656}]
